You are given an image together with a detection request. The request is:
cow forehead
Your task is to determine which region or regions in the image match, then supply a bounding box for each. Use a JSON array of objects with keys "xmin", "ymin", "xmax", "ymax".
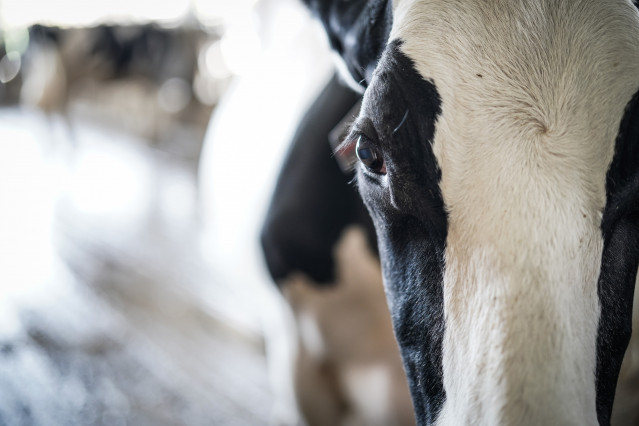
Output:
[
  {"xmin": 389, "ymin": 0, "xmax": 639, "ymax": 141},
  {"xmin": 390, "ymin": 0, "xmax": 639, "ymax": 152},
  {"xmin": 384, "ymin": 0, "xmax": 639, "ymax": 244}
]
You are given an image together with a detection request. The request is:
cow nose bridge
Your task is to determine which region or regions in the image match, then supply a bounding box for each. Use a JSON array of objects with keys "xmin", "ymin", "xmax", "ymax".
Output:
[{"xmin": 440, "ymin": 232, "xmax": 602, "ymax": 424}]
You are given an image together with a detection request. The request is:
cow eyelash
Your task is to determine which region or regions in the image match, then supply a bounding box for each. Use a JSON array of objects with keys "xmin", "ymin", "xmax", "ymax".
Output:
[
  {"xmin": 334, "ymin": 118, "xmax": 380, "ymax": 173},
  {"xmin": 336, "ymin": 118, "xmax": 387, "ymax": 178},
  {"xmin": 334, "ymin": 136, "xmax": 359, "ymax": 173}
]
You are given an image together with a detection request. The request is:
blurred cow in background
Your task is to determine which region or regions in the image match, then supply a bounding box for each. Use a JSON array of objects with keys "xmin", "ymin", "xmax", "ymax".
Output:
[
  {"xmin": 261, "ymin": 73, "xmax": 415, "ymax": 426},
  {"xmin": 17, "ymin": 23, "xmax": 217, "ymax": 148}
]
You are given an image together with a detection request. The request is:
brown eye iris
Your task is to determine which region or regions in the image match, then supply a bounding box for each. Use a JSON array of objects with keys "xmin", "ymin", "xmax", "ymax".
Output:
[{"xmin": 356, "ymin": 135, "xmax": 386, "ymax": 174}]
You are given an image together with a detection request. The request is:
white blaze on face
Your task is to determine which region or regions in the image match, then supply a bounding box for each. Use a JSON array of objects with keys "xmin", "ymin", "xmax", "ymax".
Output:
[{"xmin": 389, "ymin": 0, "xmax": 639, "ymax": 424}]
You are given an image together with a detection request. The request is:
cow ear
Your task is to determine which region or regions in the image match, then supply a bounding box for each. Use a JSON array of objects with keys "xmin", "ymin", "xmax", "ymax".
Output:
[
  {"xmin": 602, "ymin": 91, "xmax": 639, "ymax": 235},
  {"xmin": 301, "ymin": 0, "xmax": 393, "ymax": 88}
]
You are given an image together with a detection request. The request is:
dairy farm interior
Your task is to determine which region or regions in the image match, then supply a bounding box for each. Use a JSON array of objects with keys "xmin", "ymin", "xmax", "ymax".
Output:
[{"xmin": 0, "ymin": 0, "xmax": 335, "ymax": 424}]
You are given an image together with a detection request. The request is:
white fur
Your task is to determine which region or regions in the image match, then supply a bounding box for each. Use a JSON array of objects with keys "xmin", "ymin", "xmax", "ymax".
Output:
[
  {"xmin": 342, "ymin": 364, "xmax": 392, "ymax": 426},
  {"xmin": 298, "ymin": 310, "xmax": 325, "ymax": 359},
  {"xmin": 389, "ymin": 0, "xmax": 639, "ymax": 424}
]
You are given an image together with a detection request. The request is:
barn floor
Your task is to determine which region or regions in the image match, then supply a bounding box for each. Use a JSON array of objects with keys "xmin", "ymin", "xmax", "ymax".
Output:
[{"xmin": 0, "ymin": 107, "xmax": 274, "ymax": 425}]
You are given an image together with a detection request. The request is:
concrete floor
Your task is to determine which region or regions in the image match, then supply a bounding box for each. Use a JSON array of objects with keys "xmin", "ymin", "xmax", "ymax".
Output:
[{"xmin": 0, "ymin": 107, "xmax": 273, "ymax": 425}]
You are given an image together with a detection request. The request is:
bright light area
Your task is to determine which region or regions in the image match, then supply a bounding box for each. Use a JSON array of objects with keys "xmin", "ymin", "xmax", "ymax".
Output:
[
  {"xmin": 0, "ymin": 111, "xmax": 67, "ymax": 338},
  {"xmin": 193, "ymin": 0, "xmax": 258, "ymax": 28},
  {"xmin": 198, "ymin": 0, "xmax": 334, "ymax": 298},
  {"xmin": 0, "ymin": 0, "xmax": 260, "ymax": 28},
  {"xmin": 1, "ymin": 0, "xmax": 186, "ymax": 28}
]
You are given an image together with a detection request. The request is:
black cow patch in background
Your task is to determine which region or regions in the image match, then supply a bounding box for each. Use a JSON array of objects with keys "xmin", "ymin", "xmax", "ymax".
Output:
[{"xmin": 260, "ymin": 73, "xmax": 376, "ymax": 286}]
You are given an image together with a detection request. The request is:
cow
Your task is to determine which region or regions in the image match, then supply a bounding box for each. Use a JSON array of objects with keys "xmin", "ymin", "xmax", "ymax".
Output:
[
  {"xmin": 261, "ymin": 72, "xmax": 415, "ymax": 425},
  {"xmin": 262, "ymin": 0, "xmax": 639, "ymax": 425}
]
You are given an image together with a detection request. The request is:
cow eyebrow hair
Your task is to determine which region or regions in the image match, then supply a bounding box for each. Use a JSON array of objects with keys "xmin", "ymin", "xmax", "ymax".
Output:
[{"xmin": 392, "ymin": 109, "xmax": 409, "ymax": 135}]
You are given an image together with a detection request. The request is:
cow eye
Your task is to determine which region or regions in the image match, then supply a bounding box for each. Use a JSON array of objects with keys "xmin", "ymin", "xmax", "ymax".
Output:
[{"xmin": 356, "ymin": 135, "xmax": 386, "ymax": 175}]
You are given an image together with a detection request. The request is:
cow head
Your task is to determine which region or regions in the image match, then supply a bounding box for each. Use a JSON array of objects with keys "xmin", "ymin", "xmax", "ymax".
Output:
[{"xmin": 305, "ymin": 0, "xmax": 639, "ymax": 424}]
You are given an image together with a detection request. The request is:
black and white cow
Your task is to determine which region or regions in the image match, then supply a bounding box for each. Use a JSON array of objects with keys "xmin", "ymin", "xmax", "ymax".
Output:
[
  {"xmin": 264, "ymin": 0, "xmax": 639, "ymax": 425},
  {"xmin": 263, "ymin": 0, "xmax": 639, "ymax": 425},
  {"xmin": 261, "ymin": 72, "xmax": 415, "ymax": 425}
]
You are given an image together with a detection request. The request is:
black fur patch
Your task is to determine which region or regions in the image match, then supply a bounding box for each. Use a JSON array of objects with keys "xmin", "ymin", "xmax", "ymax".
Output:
[
  {"xmin": 349, "ymin": 40, "xmax": 447, "ymax": 424},
  {"xmin": 300, "ymin": 0, "xmax": 393, "ymax": 85},
  {"xmin": 260, "ymin": 73, "xmax": 376, "ymax": 285},
  {"xmin": 596, "ymin": 89, "xmax": 639, "ymax": 425}
]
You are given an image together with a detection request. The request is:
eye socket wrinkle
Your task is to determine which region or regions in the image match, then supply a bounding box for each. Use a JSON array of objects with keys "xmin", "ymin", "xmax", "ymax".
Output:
[{"xmin": 349, "ymin": 116, "xmax": 379, "ymax": 143}]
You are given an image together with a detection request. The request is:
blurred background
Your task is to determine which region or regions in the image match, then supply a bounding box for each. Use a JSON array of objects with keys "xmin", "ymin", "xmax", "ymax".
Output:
[{"xmin": 0, "ymin": 0, "xmax": 335, "ymax": 424}]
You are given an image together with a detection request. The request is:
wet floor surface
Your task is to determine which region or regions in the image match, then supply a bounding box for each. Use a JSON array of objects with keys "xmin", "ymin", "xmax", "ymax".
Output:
[{"xmin": 0, "ymin": 107, "xmax": 273, "ymax": 425}]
